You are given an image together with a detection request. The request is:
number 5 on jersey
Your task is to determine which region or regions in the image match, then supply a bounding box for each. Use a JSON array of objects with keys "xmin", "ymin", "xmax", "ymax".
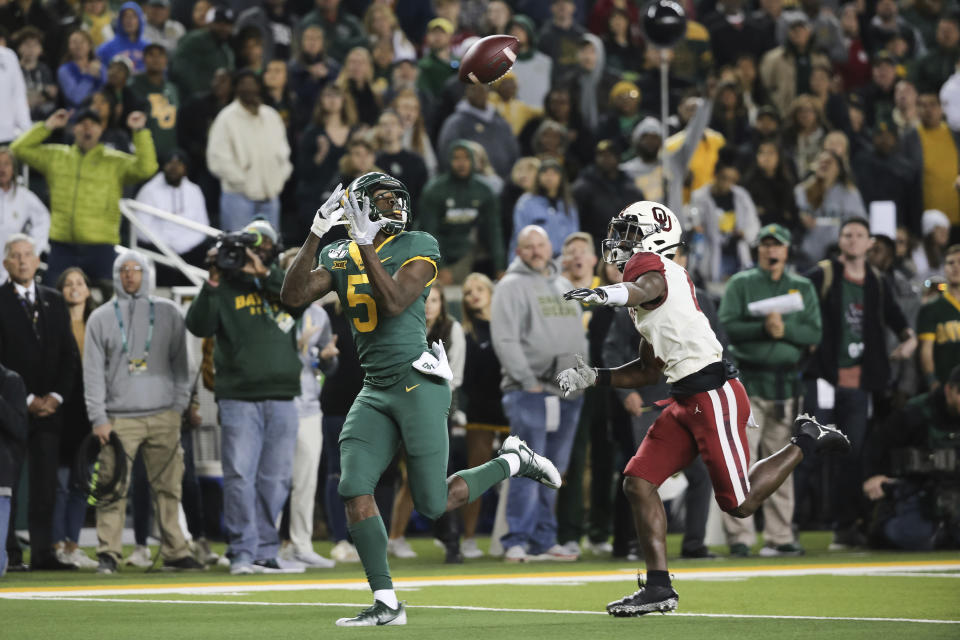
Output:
[{"xmin": 347, "ymin": 274, "xmax": 378, "ymax": 332}]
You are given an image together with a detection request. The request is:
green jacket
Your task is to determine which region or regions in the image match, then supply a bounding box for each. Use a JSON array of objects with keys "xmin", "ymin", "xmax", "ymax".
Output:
[
  {"xmin": 185, "ymin": 268, "xmax": 303, "ymax": 400},
  {"xmin": 417, "ymin": 169, "xmax": 504, "ymax": 272},
  {"xmin": 170, "ymin": 29, "xmax": 234, "ymax": 98},
  {"xmin": 911, "ymin": 46, "xmax": 960, "ymax": 94},
  {"xmin": 10, "ymin": 123, "xmax": 157, "ymax": 245},
  {"xmin": 416, "ymin": 50, "xmax": 457, "ymax": 98},
  {"xmin": 718, "ymin": 267, "xmax": 822, "ymax": 399}
]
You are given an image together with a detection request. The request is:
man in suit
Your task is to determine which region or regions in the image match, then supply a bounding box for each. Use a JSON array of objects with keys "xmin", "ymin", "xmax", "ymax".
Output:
[{"xmin": 1, "ymin": 233, "xmax": 78, "ymax": 570}]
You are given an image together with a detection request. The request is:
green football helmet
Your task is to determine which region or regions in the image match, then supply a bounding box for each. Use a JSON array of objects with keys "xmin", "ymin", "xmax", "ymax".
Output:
[{"xmin": 346, "ymin": 172, "xmax": 412, "ymax": 236}]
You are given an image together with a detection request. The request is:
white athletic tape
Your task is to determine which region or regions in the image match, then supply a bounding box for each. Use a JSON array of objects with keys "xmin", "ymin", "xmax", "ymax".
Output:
[
  {"xmin": 503, "ymin": 47, "xmax": 516, "ymax": 63},
  {"xmin": 467, "ymin": 72, "xmax": 480, "ymax": 85}
]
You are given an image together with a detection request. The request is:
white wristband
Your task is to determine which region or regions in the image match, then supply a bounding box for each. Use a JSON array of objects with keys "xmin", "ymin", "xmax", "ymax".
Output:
[{"xmin": 599, "ymin": 283, "xmax": 630, "ymax": 306}]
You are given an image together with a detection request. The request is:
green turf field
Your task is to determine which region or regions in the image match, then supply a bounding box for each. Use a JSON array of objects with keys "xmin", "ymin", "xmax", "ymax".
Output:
[{"xmin": 2, "ymin": 532, "xmax": 958, "ymax": 639}]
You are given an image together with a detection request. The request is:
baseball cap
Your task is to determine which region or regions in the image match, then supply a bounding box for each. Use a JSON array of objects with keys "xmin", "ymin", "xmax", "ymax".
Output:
[
  {"xmin": 784, "ymin": 11, "xmax": 809, "ymax": 27},
  {"xmin": 109, "ymin": 53, "xmax": 134, "ymax": 73},
  {"xmin": 632, "ymin": 116, "xmax": 662, "ymax": 138},
  {"xmin": 427, "ymin": 17, "xmax": 454, "ymax": 34},
  {"xmin": 595, "ymin": 139, "xmax": 621, "ymax": 155},
  {"xmin": 162, "ymin": 148, "xmax": 189, "ymax": 166},
  {"xmin": 874, "ymin": 115, "xmax": 899, "ymax": 136},
  {"xmin": 209, "ymin": 5, "xmax": 235, "ymax": 24},
  {"xmin": 756, "ymin": 223, "xmax": 792, "ymax": 246},
  {"xmin": 143, "ymin": 42, "xmax": 166, "ymax": 55},
  {"xmin": 756, "ymin": 105, "xmax": 781, "ymax": 122},
  {"xmin": 610, "ymin": 80, "xmax": 640, "ymax": 101},
  {"xmin": 243, "ymin": 219, "xmax": 279, "ymax": 245},
  {"xmin": 73, "ymin": 108, "xmax": 102, "ymax": 125},
  {"xmin": 873, "ymin": 49, "xmax": 896, "ymax": 66}
]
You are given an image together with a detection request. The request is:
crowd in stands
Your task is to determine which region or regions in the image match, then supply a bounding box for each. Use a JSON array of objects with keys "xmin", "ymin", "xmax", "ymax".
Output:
[{"xmin": 1, "ymin": 0, "xmax": 959, "ymax": 575}]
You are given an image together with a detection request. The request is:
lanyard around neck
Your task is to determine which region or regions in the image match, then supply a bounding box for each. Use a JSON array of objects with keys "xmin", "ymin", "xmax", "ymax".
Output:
[{"xmin": 114, "ymin": 298, "xmax": 154, "ymax": 358}]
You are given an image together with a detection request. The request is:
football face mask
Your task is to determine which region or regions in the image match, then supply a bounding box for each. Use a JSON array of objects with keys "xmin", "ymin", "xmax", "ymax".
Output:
[
  {"xmin": 369, "ymin": 188, "xmax": 410, "ymax": 235},
  {"xmin": 601, "ymin": 217, "xmax": 663, "ymax": 270},
  {"xmin": 345, "ymin": 172, "xmax": 412, "ymax": 236}
]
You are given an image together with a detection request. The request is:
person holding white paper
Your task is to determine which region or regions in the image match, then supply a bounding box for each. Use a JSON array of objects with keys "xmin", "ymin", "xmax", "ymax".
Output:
[{"xmin": 717, "ymin": 224, "xmax": 822, "ymax": 557}]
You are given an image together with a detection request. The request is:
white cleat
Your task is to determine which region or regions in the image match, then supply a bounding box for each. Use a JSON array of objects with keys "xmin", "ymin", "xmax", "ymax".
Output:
[
  {"xmin": 499, "ymin": 435, "xmax": 562, "ymax": 489},
  {"xmin": 335, "ymin": 601, "xmax": 407, "ymax": 626}
]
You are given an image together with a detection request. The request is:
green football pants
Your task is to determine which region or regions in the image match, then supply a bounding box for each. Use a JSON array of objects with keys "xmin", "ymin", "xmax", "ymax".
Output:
[{"xmin": 338, "ymin": 368, "xmax": 451, "ymax": 519}]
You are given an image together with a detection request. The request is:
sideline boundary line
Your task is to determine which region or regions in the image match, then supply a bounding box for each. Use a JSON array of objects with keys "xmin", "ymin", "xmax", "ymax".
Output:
[
  {"xmin": 1, "ymin": 560, "xmax": 958, "ymax": 597},
  {"xmin": 15, "ymin": 596, "xmax": 960, "ymax": 625}
]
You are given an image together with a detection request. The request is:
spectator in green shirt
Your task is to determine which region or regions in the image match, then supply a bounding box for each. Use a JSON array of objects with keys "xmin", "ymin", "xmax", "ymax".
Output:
[
  {"xmin": 416, "ymin": 18, "xmax": 457, "ymax": 100},
  {"xmin": 718, "ymin": 224, "xmax": 821, "ymax": 558},
  {"xmin": 169, "ymin": 5, "xmax": 235, "ymax": 98},
  {"xmin": 129, "ymin": 43, "xmax": 180, "ymax": 163}
]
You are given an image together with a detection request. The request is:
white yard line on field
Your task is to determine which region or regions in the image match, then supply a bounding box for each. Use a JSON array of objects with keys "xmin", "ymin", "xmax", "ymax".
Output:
[
  {"xmin": 13, "ymin": 596, "xmax": 960, "ymax": 626},
  {"xmin": 2, "ymin": 561, "xmax": 958, "ymax": 599}
]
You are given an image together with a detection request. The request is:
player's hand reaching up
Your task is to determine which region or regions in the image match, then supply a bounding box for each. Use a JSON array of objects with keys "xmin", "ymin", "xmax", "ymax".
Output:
[
  {"xmin": 344, "ymin": 189, "xmax": 378, "ymax": 245},
  {"xmin": 311, "ymin": 183, "xmax": 345, "ymax": 238},
  {"xmin": 556, "ymin": 354, "xmax": 597, "ymax": 397}
]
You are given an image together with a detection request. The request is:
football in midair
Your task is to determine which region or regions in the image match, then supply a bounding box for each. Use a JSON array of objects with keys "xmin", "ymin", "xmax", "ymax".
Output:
[{"xmin": 457, "ymin": 34, "xmax": 520, "ymax": 85}]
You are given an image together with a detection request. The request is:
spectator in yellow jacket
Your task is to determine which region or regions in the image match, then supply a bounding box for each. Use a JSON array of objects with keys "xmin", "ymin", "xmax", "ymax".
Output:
[
  {"xmin": 488, "ymin": 72, "xmax": 542, "ymax": 136},
  {"xmin": 10, "ymin": 107, "xmax": 157, "ymax": 287}
]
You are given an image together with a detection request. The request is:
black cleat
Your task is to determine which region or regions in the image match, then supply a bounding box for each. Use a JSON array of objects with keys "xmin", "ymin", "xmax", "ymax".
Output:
[
  {"xmin": 792, "ymin": 413, "xmax": 851, "ymax": 454},
  {"xmin": 606, "ymin": 578, "xmax": 679, "ymax": 616},
  {"xmin": 163, "ymin": 555, "xmax": 207, "ymax": 571}
]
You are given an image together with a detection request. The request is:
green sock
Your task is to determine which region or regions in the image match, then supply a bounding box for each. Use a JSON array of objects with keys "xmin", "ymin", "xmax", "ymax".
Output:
[
  {"xmin": 348, "ymin": 515, "xmax": 392, "ymax": 591},
  {"xmin": 455, "ymin": 457, "xmax": 510, "ymax": 503}
]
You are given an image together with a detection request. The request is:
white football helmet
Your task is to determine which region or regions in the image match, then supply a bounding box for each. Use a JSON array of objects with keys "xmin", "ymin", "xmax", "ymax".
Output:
[{"xmin": 601, "ymin": 200, "xmax": 683, "ymax": 269}]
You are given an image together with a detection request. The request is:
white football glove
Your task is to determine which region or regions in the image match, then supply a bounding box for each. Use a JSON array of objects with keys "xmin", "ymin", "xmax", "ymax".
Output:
[
  {"xmin": 344, "ymin": 189, "xmax": 378, "ymax": 245},
  {"xmin": 310, "ymin": 183, "xmax": 345, "ymax": 238},
  {"xmin": 563, "ymin": 283, "xmax": 631, "ymax": 306},
  {"xmin": 555, "ymin": 355, "xmax": 597, "ymax": 397}
]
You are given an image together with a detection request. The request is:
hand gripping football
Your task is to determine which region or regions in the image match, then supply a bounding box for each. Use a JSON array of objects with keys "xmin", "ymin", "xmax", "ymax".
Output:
[{"xmin": 458, "ymin": 34, "xmax": 520, "ymax": 85}]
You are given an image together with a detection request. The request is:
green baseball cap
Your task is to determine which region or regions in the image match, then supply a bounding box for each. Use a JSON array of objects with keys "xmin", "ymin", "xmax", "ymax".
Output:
[{"xmin": 756, "ymin": 223, "xmax": 791, "ymax": 246}]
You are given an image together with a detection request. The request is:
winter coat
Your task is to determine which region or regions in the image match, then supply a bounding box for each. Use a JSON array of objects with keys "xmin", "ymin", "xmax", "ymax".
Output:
[{"xmin": 10, "ymin": 122, "xmax": 157, "ymax": 245}]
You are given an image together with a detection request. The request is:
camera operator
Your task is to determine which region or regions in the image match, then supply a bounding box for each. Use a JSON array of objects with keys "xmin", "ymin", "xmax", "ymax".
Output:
[
  {"xmin": 863, "ymin": 364, "xmax": 960, "ymax": 551},
  {"xmin": 185, "ymin": 219, "xmax": 306, "ymax": 574}
]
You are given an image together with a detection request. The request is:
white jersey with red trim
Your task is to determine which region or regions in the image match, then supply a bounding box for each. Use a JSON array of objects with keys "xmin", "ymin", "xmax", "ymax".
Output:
[{"xmin": 622, "ymin": 251, "xmax": 723, "ymax": 384}]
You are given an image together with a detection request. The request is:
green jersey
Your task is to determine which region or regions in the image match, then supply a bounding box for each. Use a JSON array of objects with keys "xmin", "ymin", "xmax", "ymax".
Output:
[
  {"xmin": 318, "ymin": 231, "xmax": 440, "ymax": 386},
  {"xmin": 838, "ymin": 277, "xmax": 865, "ymax": 368},
  {"xmin": 917, "ymin": 291, "xmax": 960, "ymax": 384},
  {"xmin": 129, "ymin": 74, "xmax": 180, "ymax": 162}
]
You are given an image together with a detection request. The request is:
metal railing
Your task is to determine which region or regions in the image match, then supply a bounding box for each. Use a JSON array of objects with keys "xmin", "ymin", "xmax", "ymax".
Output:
[{"xmin": 118, "ymin": 198, "xmax": 220, "ymax": 286}]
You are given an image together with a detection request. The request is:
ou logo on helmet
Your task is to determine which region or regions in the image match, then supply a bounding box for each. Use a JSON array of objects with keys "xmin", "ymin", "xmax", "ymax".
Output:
[{"xmin": 651, "ymin": 206, "xmax": 672, "ymax": 232}]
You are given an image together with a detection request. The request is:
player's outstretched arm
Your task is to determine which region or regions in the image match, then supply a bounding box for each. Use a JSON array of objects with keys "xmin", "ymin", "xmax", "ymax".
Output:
[
  {"xmin": 557, "ymin": 340, "xmax": 662, "ymax": 396},
  {"xmin": 608, "ymin": 344, "xmax": 662, "ymax": 388},
  {"xmin": 563, "ymin": 272, "xmax": 665, "ymax": 307},
  {"xmin": 281, "ymin": 233, "xmax": 333, "ymax": 307}
]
